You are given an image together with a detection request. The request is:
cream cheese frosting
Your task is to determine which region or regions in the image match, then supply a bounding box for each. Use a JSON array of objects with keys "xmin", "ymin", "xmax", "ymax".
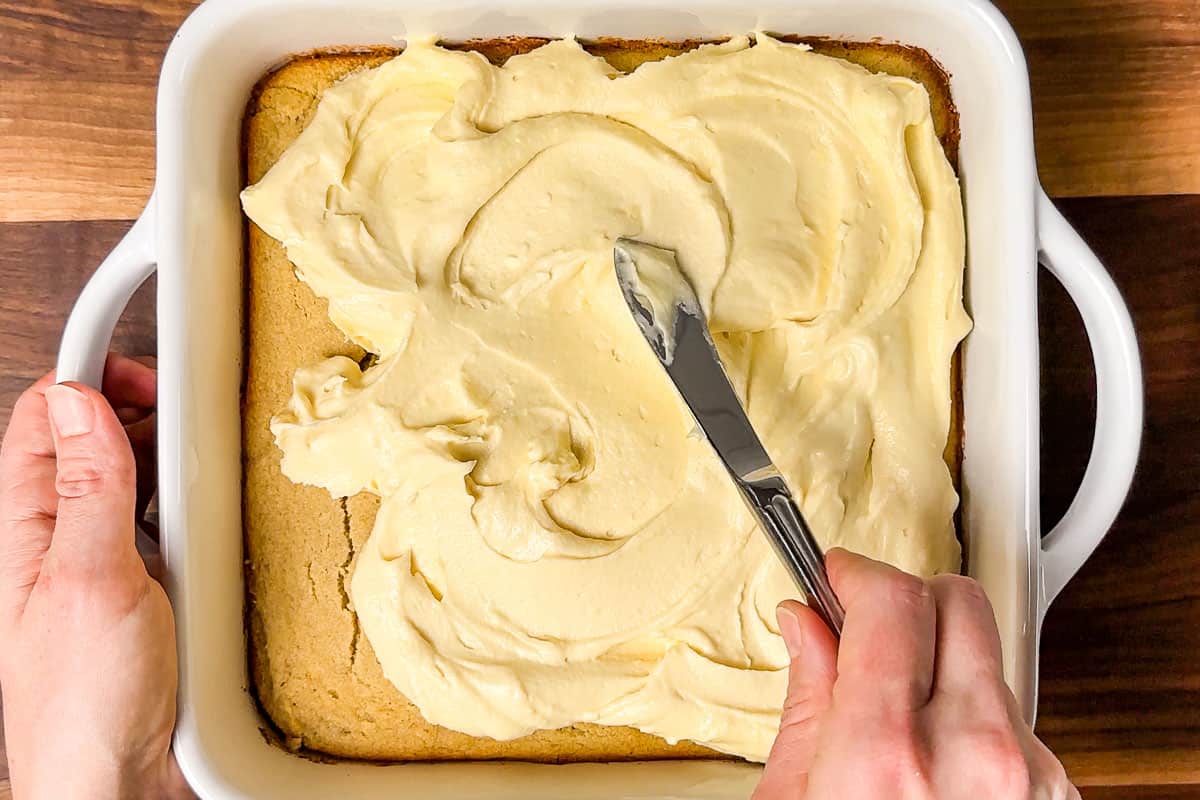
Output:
[{"xmin": 241, "ymin": 35, "xmax": 971, "ymax": 762}]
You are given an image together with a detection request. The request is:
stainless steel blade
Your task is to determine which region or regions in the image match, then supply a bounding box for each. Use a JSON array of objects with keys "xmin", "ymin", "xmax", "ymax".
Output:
[
  {"xmin": 613, "ymin": 238, "xmax": 845, "ymax": 635},
  {"xmin": 613, "ymin": 239, "xmax": 775, "ymax": 480}
]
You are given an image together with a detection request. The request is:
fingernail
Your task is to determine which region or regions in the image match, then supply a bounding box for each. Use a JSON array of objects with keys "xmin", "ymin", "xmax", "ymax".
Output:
[
  {"xmin": 46, "ymin": 384, "xmax": 94, "ymax": 438},
  {"xmin": 776, "ymin": 603, "xmax": 804, "ymax": 660}
]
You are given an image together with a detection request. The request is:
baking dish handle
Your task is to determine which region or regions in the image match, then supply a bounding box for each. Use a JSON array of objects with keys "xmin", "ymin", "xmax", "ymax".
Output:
[
  {"xmin": 57, "ymin": 193, "xmax": 158, "ymax": 388},
  {"xmin": 1036, "ymin": 187, "xmax": 1142, "ymax": 609}
]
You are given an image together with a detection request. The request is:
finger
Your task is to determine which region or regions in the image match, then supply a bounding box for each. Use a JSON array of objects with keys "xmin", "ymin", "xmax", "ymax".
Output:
[
  {"xmin": 102, "ymin": 355, "xmax": 158, "ymax": 524},
  {"xmin": 164, "ymin": 753, "xmax": 199, "ymax": 800},
  {"xmin": 125, "ymin": 412, "xmax": 157, "ymax": 525},
  {"xmin": 927, "ymin": 574, "xmax": 1005, "ymax": 698},
  {"xmin": 826, "ymin": 548, "xmax": 936, "ymax": 711},
  {"xmin": 927, "ymin": 679, "xmax": 1034, "ymax": 797},
  {"xmin": 1016, "ymin": 723, "xmax": 1081, "ymax": 800},
  {"xmin": 0, "ymin": 379, "xmax": 60, "ymax": 620},
  {"xmin": 753, "ymin": 600, "xmax": 838, "ymax": 800},
  {"xmin": 117, "ymin": 406, "xmax": 154, "ymax": 426},
  {"xmin": 1001, "ymin": 678, "xmax": 1081, "ymax": 799},
  {"xmin": 42, "ymin": 382, "xmax": 141, "ymax": 575},
  {"xmin": 101, "ymin": 353, "xmax": 157, "ymax": 410}
]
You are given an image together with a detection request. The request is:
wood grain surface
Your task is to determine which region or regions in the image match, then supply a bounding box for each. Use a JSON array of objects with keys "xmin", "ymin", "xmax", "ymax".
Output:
[
  {"xmin": 0, "ymin": 0, "xmax": 1197, "ymax": 796},
  {"xmin": 0, "ymin": 0, "xmax": 1197, "ymax": 222}
]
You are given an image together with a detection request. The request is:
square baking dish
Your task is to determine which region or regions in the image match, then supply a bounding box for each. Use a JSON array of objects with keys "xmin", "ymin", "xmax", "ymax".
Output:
[{"xmin": 55, "ymin": 0, "xmax": 1142, "ymax": 796}]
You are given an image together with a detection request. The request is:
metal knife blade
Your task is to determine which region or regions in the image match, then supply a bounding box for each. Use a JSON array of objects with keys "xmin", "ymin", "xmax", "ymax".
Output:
[{"xmin": 613, "ymin": 238, "xmax": 845, "ymax": 635}]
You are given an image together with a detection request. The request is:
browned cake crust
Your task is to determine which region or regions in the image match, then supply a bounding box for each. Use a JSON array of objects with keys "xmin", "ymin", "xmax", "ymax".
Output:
[{"xmin": 242, "ymin": 36, "xmax": 962, "ymax": 763}]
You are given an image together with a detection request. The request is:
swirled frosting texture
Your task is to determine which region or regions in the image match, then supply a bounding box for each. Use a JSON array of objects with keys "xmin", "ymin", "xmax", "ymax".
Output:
[{"xmin": 241, "ymin": 36, "xmax": 970, "ymax": 761}]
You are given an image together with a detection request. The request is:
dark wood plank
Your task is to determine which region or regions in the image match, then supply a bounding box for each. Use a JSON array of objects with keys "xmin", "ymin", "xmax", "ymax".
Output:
[
  {"xmin": 1, "ymin": 0, "xmax": 1197, "ymax": 222},
  {"xmin": 996, "ymin": 0, "xmax": 1200, "ymax": 197},
  {"xmin": 0, "ymin": 219, "xmax": 155, "ymax": 434},
  {"xmin": 1082, "ymin": 788, "xmax": 1200, "ymax": 800},
  {"xmin": 1037, "ymin": 195, "xmax": 1200, "ymax": 785}
]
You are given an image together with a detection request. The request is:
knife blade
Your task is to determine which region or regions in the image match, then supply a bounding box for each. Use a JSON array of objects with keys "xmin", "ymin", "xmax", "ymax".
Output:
[{"xmin": 613, "ymin": 238, "xmax": 845, "ymax": 636}]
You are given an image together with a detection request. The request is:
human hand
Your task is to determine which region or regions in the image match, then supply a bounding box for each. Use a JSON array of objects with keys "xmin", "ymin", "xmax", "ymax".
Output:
[
  {"xmin": 0, "ymin": 356, "xmax": 193, "ymax": 799},
  {"xmin": 754, "ymin": 549, "xmax": 1078, "ymax": 800}
]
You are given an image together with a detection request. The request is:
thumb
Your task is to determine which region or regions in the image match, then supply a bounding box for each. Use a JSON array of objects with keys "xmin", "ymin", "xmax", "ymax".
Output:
[
  {"xmin": 43, "ymin": 383, "xmax": 140, "ymax": 575},
  {"xmin": 753, "ymin": 600, "xmax": 838, "ymax": 800}
]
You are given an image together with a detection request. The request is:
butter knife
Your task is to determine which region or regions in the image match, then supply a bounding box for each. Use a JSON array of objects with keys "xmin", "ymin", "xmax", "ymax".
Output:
[{"xmin": 613, "ymin": 239, "xmax": 845, "ymax": 636}]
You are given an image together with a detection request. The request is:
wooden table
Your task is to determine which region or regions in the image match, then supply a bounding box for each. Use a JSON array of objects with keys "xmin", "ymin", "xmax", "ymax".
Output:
[{"xmin": 1, "ymin": 1, "xmax": 1196, "ymax": 796}]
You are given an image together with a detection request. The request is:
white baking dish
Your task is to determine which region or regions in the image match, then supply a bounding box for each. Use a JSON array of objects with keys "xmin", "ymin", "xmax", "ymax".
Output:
[{"xmin": 55, "ymin": 0, "xmax": 1142, "ymax": 796}]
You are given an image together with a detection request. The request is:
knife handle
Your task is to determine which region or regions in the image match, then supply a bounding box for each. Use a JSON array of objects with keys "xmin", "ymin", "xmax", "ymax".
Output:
[{"xmin": 740, "ymin": 472, "xmax": 845, "ymax": 637}]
